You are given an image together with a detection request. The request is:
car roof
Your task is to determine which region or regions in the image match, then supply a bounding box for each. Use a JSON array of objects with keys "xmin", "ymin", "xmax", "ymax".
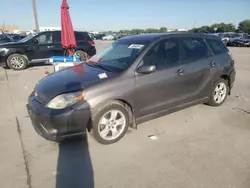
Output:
[
  {"xmin": 39, "ymin": 30, "xmax": 88, "ymax": 34},
  {"xmin": 118, "ymin": 32, "xmax": 221, "ymax": 44}
]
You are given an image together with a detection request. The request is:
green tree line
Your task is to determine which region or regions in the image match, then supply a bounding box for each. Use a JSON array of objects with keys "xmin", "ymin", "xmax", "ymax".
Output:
[
  {"xmin": 104, "ymin": 20, "xmax": 250, "ymax": 34},
  {"xmin": 105, "ymin": 27, "xmax": 168, "ymax": 34},
  {"xmin": 189, "ymin": 20, "xmax": 250, "ymax": 34}
]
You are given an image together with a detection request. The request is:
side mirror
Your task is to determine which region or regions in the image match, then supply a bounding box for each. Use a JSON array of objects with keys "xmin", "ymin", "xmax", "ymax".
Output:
[
  {"xmin": 136, "ymin": 65, "xmax": 156, "ymax": 74},
  {"xmin": 32, "ymin": 39, "xmax": 39, "ymax": 45}
]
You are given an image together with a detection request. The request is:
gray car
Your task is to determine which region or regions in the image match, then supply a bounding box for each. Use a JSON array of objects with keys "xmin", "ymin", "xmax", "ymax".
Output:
[{"xmin": 27, "ymin": 33, "xmax": 236, "ymax": 144}]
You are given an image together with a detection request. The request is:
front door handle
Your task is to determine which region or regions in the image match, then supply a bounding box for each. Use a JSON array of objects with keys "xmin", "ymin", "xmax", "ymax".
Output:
[
  {"xmin": 47, "ymin": 46, "xmax": 54, "ymax": 49},
  {"xmin": 177, "ymin": 69, "xmax": 184, "ymax": 76},
  {"xmin": 210, "ymin": 61, "xmax": 216, "ymax": 67}
]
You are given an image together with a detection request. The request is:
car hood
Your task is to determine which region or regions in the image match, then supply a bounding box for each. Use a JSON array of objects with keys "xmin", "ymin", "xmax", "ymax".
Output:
[
  {"xmin": 0, "ymin": 41, "xmax": 25, "ymax": 47},
  {"xmin": 35, "ymin": 63, "xmax": 116, "ymax": 103}
]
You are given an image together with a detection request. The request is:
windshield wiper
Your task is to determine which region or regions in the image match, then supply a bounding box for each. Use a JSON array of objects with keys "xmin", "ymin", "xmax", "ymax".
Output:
[{"xmin": 86, "ymin": 63, "xmax": 112, "ymax": 72}]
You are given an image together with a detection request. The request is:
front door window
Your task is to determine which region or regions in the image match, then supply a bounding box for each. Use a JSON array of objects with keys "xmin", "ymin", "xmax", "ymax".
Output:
[
  {"xmin": 143, "ymin": 39, "xmax": 179, "ymax": 69},
  {"xmin": 34, "ymin": 33, "xmax": 53, "ymax": 45}
]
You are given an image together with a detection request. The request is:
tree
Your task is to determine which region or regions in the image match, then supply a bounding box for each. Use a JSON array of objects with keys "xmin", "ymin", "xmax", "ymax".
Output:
[
  {"xmin": 189, "ymin": 28, "xmax": 199, "ymax": 33},
  {"xmin": 130, "ymin": 29, "xmax": 144, "ymax": 34},
  {"xmin": 211, "ymin": 23, "xmax": 236, "ymax": 33},
  {"xmin": 198, "ymin": 26, "xmax": 213, "ymax": 33},
  {"xmin": 145, "ymin": 28, "xmax": 160, "ymax": 33},
  {"xmin": 159, "ymin": 27, "xmax": 168, "ymax": 33},
  {"xmin": 238, "ymin": 20, "xmax": 250, "ymax": 34}
]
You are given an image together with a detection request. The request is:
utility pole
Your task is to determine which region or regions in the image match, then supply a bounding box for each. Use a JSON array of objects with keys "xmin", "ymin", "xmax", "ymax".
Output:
[{"xmin": 31, "ymin": 0, "xmax": 40, "ymax": 32}]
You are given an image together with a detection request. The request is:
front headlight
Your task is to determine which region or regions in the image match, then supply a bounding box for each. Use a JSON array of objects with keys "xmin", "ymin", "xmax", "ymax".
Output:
[
  {"xmin": 46, "ymin": 91, "xmax": 84, "ymax": 109},
  {"xmin": 0, "ymin": 48, "xmax": 9, "ymax": 53}
]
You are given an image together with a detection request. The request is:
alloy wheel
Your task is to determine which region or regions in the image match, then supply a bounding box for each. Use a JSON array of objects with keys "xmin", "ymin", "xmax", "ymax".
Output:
[
  {"xmin": 213, "ymin": 82, "xmax": 227, "ymax": 104},
  {"xmin": 10, "ymin": 56, "xmax": 25, "ymax": 69},
  {"xmin": 98, "ymin": 110, "xmax": 126, "ymax": 141}
]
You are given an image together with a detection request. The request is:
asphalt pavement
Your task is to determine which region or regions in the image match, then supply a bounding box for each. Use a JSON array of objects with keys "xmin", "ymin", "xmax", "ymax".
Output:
[{"xmin": 0, "ymin": 42, "xmax": 250, "ymax": 188}]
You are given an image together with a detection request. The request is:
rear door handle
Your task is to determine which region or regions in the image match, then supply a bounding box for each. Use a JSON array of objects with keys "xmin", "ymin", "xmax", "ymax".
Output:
[
  {"xmin": 177, "ymin": 69, "xmax": 184, "ymax": 76},
  {"xmin": 47, "ymin": 46, "xmax": 54, "ymax": 49},
  {"xmin": 210, "ymin": 61, "xmax": 216, "ymax": 67}
]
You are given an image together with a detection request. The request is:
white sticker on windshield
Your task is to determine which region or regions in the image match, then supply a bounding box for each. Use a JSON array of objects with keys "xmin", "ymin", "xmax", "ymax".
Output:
[
  {"xmin": 128, "ymin": 44, "xmax": 144, "ymax": 49},
  {"xmin": 98, "ymin": 73, "xmax": 108, "ymax": 79}
]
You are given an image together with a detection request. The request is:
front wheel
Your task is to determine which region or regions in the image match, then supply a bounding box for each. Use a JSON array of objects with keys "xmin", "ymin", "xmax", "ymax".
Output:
[
  {"xmin": 91, "ymin": 101, "xmax": 130, "ymax": 144},
  {"xmin": 207, "ymin": 79, "xmax": 229, "ymax": 106},
  {"xmin": 7, "ymin": 54, "xmax": 28, "ymax": 70}
]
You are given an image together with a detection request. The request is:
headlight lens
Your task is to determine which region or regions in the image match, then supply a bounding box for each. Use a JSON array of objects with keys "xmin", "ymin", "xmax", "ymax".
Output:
[
  {"xmin": 0, "ymin": 48, "xmax": 9, "ymax": 53},
  {"xmin": 46, "ymin": 91, "xmax": 84, "ymax": 109}
]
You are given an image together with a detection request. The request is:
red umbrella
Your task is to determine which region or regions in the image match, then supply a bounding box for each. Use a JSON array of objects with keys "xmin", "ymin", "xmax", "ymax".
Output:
[{"xmin": 61, "ymin": 0, "xmax": 76, "ymax": 56}]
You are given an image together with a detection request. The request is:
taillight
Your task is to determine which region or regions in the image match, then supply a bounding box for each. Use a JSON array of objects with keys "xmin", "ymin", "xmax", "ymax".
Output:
[
  {"xmin": 227, "ymin": 52, "xmax": 235, "ymax": 66},
  {"xmin": 88, "ymin": 41, "xmax": 95, "ymax": 46},
  {"xmin": 227, "ymin": 52, "xmax": 234, "ymax": 60}
]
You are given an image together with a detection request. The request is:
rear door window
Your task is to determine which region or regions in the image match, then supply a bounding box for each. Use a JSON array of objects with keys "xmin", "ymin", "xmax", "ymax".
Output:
[
  {"xmin": 181, "ymin": 38, "xmax": 210, "ymax": 62},
  {"xmin": 53, "ymin": 31, "xmax": 61, "ymax": 43},
  {"xmin": 75, "ymin": 32, "xmax": 87, "ymax": 42},
  {"xmin": 206, "ymin": 39, "xmax": 229, "ymax": 55}
]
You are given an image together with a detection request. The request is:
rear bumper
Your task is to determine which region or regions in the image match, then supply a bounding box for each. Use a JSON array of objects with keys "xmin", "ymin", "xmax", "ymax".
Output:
[
  {"xmin": 87, "ymin": 47, "xmax": 96, "ymax": 57},
  {"xmin": 27, "ymin": 95, "xmax": 91, "ymax": 142},
  {"xmin": 229, "ymin": 69, "xmax": 236, "ymax": 89},
  {"xmin": 0, "ymin": 55, "xmax": 7, "ymax": 67}
]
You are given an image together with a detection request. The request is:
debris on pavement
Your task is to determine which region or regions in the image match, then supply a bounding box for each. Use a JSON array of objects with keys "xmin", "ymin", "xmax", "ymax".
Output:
[{"xmin": 148, "ymin": 135, "xmax": 158, "ymax": 140}]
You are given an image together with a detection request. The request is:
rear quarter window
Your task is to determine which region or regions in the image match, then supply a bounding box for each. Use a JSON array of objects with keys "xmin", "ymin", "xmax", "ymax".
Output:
[
  {"xmin": 87, "ymin": 34, "xmax": 93, "ymax": 41},
  {"xmin": 206, "ymin": 39, "xmax": 229, "ymax": 55}
]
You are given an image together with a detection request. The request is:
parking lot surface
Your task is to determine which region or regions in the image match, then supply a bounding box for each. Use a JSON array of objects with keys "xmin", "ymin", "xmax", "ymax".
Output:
[{"xmin": 0, "ymin": 41, "xmax": 250, "ymax": 188}]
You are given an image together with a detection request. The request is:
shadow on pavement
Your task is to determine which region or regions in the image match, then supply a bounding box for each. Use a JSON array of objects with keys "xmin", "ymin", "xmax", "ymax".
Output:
[
  {"xmin": 29, "ymin": 61, "xmax": 51, "ymax": 67},
  {"xmin": 56, "ymin": 135, "xmax": 94, "ymax": 188}
]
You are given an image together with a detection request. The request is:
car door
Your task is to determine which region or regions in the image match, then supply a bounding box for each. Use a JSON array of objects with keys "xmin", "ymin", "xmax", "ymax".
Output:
[
  {"xmin": 52, "ymin": 31, "xmax": 64, "ymax": 56},
  {"xmin": 177, "ymin": 36, "xmax": 216, "ymax": 101},
  {"xmin": 134, "ymin": 38, "xmax": 195, "ymax": 118},
  {"xmin": 29, "ymin": 32, "xmax": 54, "ymax": 60}
]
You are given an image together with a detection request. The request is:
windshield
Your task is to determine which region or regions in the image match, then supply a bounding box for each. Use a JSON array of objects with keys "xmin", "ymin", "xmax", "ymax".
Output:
[
  {"xmin": 0, "ymin": 34, "xmax": 14, "ymax": 41},
  {"xmin": 87, "ymin": 42, "xmax": 145, "ymax": 72},
  {"xmin": 19, "ymin": 33, "xmax": 37, "ymax": 43}
]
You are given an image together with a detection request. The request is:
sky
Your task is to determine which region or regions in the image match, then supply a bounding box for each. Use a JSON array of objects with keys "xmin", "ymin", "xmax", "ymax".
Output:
[{"xmin": 1, "ymin": 0, "xmax": 250, "ymax": 31}]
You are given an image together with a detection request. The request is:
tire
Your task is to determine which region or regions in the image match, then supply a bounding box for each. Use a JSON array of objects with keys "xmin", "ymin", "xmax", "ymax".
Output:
[
  {"xmin": 7, "ymin": 54, "xmax": 28, "ymax": 70},
  {"xmin": 91, "ymin": 101, "xmax": 130, "ymax": 144},
  {"xmin": 207, "ymin": 78, "xmax": 229, "ymax": 106},
  {"xmin": 74, "ymin": 50, "xmax": 89, "ymax": 61}
]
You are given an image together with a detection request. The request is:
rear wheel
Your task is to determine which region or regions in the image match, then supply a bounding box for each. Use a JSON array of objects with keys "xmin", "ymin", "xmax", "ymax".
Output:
[
  {"xmin": 91, "ymin": 101, "xmax": 130, "ymax": 144},
  {"xmin": 207, "ymin": 78, "xmax": 229, "ymax": 106},
  {"xmin": 7, "ymin": 54, "xmax": 28, "ymax": 70}
]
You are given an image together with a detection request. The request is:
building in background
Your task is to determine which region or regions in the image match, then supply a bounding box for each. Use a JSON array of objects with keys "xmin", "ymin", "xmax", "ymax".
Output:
[
  {"xmin": 0, "ymin": 24, "xmax": 20, "ymax": 33},
  {"xmin": 39, "ymin": 27, "xmax": 61, "ymax": 31},
  {"xmin": 167, "ymin": 28, "xmax": 189, "ymax": 32},
  {"xmin": 177, "ymin": 28, "xmax": 189, "ymax": 32},
  {"xmin": 89, "ymin": 31, "xmax": 99, "ymax": 34}
]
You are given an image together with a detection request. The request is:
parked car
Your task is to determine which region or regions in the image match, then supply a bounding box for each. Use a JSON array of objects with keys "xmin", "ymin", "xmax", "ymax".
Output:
[
  {"xmin": 93, "ymin": 34, "xmax": 105, "ymax": 40},
  {"xmin": 27, "ymin": 33, "xmax": 235, "ymax": 144},
  {"xmin": 88, "ymin": 33, "xmax": 95, "ymax": 40},
  {"xmin": 227, "ymin": 38, "xmax": 250, "ymax": 47},
  {"xmin": 0, "ymin": 31, "xmax": 96, "ymax": 70},
  {"xmin": 102, "ymin": 35, "xmax": 115, "ymax": 40},
  {"xmin": 114, "ymin": 34, "xmax": 127, "ymax": 41},
  {"xmin": 0, "ymin": 33, "xmax": 14, "ymax": 44},
  {"xmin": 9, "ymin": 34, "xmax": 27, "ymax": 42}
]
